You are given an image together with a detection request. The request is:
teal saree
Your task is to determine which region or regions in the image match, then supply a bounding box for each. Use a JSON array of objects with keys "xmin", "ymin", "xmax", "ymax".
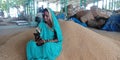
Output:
[{"xmin": 26, "ymin": 8, "xmax": 63, "ymax": 60}]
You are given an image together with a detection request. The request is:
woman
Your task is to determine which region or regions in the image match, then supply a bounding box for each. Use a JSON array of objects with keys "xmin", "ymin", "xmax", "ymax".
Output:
[{"xmin": 26, "ymin": 8, "xmax": 63, "ymax": 60}]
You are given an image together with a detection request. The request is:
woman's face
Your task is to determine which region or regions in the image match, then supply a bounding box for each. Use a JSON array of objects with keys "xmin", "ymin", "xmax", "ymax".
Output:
[{"xmin": 43, "ymin": 11, "xmax": 50, "ymax": 23}]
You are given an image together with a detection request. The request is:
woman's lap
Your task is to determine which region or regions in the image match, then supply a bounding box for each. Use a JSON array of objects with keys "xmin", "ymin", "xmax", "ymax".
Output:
[
  {"xmin": 26, "ymin": 40, "xmax": 43, "ymax": 59},
  {"xmin": 26, "ymin": 40, "xmax": 62, "ymax": 60}
]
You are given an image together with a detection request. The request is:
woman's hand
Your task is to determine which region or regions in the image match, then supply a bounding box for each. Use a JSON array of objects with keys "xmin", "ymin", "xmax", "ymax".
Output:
[
  {"xmin": 36, "ymin": 40, "xmax": 45, "ymax": 46},
  {"xmin": 36, "ymin": 39, "xmax": 58, "ymax": 46},
  {"xmin": 44, "ymin": 39, "xmax": 58, "ymax": 43}
]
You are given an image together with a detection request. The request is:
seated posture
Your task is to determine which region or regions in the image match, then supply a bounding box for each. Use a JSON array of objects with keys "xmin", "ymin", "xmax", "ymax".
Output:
[{"xmin": 26, "ymin": 8, "xmax": 63, "ymax": 60}]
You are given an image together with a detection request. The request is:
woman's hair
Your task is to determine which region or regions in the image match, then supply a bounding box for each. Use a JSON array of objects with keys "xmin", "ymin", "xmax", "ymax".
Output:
[
  {"xmin": 43, "ymin": 8, "xmax": 48, "ymax": 13},
  {"xmin": 42, "ymin": 8, "xmax": 49, "ymax": 18}
]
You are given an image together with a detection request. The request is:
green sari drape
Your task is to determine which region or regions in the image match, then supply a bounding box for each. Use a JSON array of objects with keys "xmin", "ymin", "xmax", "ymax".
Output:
[{"xmin": 26, "ymin": 8, "xmax": 63, "ymax": 60}]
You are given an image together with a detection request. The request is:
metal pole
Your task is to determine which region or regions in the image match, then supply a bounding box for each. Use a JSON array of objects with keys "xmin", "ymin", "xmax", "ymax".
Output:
[
  {"xmin": 60, "ymin": 0, "xmax": 64, "ymax": 13},
  {"xmin": 105, "ymin": 0, "xmax": 107, "ymax": 10},
  {"xmin": 56, "ymin": 3, "xmax": 58, "ymax": 11},
  {"xmin": 84, "ymin": 0, "xmax": 86, "ymax": 9},
  {"xmin": 27, "ymin": 5, "xmax": 28, "ymax": 15},
  {"xmin": 96, "ymin": 0, "xmax": 98, "ymax": 7},
  {"xmin": 102, "ymin": 0, "xmax": 104, "ymax": 9},
  {"xmin": 65, "ymin": 0, "xmax": 68, "ymax": 18},
  {"xmin": 6, "ymin": 0, "xmax": 10, "ymax": 17},
  {"xmin": 113, "ymin": 0, "xmax": 115, "ymax": 10},
  {"xmin": 0, "ymin": 0, "xmax": 2, "ymax": 8},
  {"xmin": 25, "ymin": 6, "xmax": 26, "ymax": 15},
  {"xmin": 93, "ymin": 0, "xmax": 95, "ymax": 5},
  {"xmin": 80, "ymin": 0, "xmax": 82, "ymax": 8},
  {"xmin": 109, "ymin": 0, "xmax": 111, "ymax": 10},
  {"xmin": 31, "ymin": 0, "xmax": 34, "ymax": 22},
  {"xmin": 33, "ymin": 0, "xmax": 35, "ymax": 22},
  {"xmin": 36, "ymin": 0, "xmax": 38, "ymax": 13},
  {"xmin": 112, "ymin": 0, "xmax": 113, "ymax": 10},
  {"xmin": 47, "ymin": 1, "xmax": 49, "ymax": 8}
]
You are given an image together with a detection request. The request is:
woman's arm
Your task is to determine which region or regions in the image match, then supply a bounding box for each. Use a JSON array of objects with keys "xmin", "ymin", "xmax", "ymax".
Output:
[
  {"xmin": 44, "ymin": 39, "xmax": 58, "ymax": 43},
  {"xmin": 44, "ymin": 30, "xmax": 58, "ymax": 43},
  {"xmin": 36, "ymin": 39, "xmax": 58, "ymax": 46}
]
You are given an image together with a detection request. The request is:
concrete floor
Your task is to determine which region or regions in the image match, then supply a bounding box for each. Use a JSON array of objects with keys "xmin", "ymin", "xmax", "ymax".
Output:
[{"xmin": 0, "ymin": 26, "xmax": 31, "ymax": 45}]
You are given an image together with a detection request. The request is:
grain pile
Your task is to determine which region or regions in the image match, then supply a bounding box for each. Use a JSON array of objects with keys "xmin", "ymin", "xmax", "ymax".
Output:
[{"xmin": 0, "ymin": 20, "xmax": 120, "ymax": 60}]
